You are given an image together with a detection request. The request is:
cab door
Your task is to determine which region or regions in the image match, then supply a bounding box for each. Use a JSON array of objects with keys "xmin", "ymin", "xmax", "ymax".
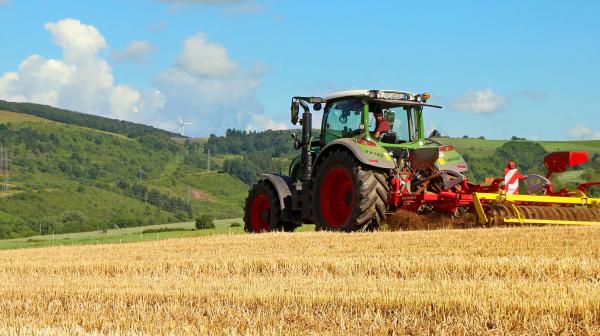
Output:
[{"xmin": 321, "ymin": 99, "xmax": 364, "ymax": 146}]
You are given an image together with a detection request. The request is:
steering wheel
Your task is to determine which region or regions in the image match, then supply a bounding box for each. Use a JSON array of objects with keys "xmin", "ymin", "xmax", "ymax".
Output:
[
  {"xmin": 379, "ymin": 131, "xmax": 398, "ymax": 143},
  {"xmin": 338, "ymin": 115, "xmax": 348, "ymax": 124},
  {"xmin": 342, "ymin": 128, "xmax": 363, "ymax": 137},
  {"xmin": 424, "ymin": 137, "xmax": 444, "ymax": 145}
]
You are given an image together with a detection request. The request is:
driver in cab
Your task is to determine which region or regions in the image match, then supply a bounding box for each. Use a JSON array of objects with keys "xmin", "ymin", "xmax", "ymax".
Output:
[{"xmin": 372, "ymin": 110, "xmax": 391, "ymax": 140}]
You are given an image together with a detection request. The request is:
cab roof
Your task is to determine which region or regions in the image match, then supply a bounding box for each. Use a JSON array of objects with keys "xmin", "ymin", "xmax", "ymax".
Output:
[
  {"xmin": 323, "ymin": 89, "xmax": 417, "ymax": 102},
  {"xmin": 321, "ymin": 89, "xmax": 441, "ymax": 109}
]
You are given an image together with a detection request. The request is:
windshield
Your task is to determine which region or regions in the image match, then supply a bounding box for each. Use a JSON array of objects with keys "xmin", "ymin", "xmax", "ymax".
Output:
[
  {"xmin": 368, "ymin": 105, "xmax": 418, "ymax": 143},
  {"xmin": 322, "ymin": 99, "xmax": 363, "ymax": 144}
]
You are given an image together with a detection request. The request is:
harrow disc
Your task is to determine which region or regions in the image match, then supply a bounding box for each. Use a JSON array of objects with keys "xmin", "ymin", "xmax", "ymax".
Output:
[{"xmin": 482, "ymin": 205, "xmax": 600, "ymax": 225}]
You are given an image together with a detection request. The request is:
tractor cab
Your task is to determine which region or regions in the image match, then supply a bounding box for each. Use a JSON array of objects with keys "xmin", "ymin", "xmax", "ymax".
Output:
[
  {"xmin": 316, "ymin": 90, "xmax": 468, "ymax": 174},
  {"xmin": 318, "ymin": 90, "xmax": 438, "ymax": 147},
  {"xmin": 320, "ymin": 99, "xmax": 419, "ymax": 144}
]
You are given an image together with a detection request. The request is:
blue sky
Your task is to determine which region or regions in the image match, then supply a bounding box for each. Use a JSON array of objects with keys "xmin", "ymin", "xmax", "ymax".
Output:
[{"xmin": 0, "ymin": 0, "xmax": 598, "ymax": 140}]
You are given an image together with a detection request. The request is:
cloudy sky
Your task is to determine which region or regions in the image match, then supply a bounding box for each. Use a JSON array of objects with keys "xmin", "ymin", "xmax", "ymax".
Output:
[{"xmin": 0, "ymin": 0, "xmax": 598, "ymax": 140}]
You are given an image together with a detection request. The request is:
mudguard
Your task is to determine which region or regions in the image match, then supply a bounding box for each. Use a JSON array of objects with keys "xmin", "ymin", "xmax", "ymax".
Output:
[
  {"xmin": 314, "ymin": 138, "xmax": 395, "ymax": 172},
  {"xmin": 259, "ymin": 174, "xmax": 293, "ymax": 221},
  {"xmin": 435, "ymin": 148, "xmax": 469, "ymax": 173}
]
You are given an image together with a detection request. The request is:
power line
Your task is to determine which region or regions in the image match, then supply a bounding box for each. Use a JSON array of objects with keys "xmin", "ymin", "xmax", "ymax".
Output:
[
  {"xmin": 207, "ymin": 147, "xmax": 210, "ymax": 172},
  {"xmin": 0, "ymin": 144, "xmax": 8, "ymax": 193}
]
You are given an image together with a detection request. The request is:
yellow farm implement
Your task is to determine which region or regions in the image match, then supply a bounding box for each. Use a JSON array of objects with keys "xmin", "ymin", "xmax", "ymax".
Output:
[
  {"xmin": 472, "ymin": 191, "xmax": 600, "ymax": 225},
  {"xmin": 472, "ymin": 151, "xmax": 600, "ymax": 225}
]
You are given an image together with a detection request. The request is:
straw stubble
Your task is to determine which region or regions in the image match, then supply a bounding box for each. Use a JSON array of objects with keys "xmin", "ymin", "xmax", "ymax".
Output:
[{"xmin": 0, "ymin": 226, "xmax": 598, "ymax": 335}]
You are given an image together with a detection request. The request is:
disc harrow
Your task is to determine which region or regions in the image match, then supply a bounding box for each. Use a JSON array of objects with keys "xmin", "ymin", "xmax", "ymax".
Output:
[{"xmin": 481, "ymin": 204, "xmax": 600, "ymax": 225}]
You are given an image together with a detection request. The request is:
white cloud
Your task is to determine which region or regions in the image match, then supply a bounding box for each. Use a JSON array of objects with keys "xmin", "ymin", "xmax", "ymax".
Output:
[
  {"xmin": 109, "ymin": 85, "xmax": 142, "ymax": 117},
  {"xmin": 0, "ymin": 19, "xmax": 274, "ymax": 137},
  {"xmin": 451, "ymin": 89, "xmax": 507, "ymax": 114},
  {"xmin": 0, "ymin": 18, "xmax": 157, "ymax": 122},
  {"xmin": 111, "ymin": 40, "xmax": 153, "ymax": 63},
  {"xmin": 566, "ymin": 125, "xmax": 600, "ymax": 140},
  {"xmin": 177, "ymin": 33, "xmax": 237, "ymax": 77},
  {"xmin": 245, "ymin": 115, "xmax": 287, "ymax": 132},
  {"xmin": 44, "ymin": 19, "xmax": 107, "ymax": 64},
  {"xmin": 156, "ymin": 32, "xmax": 271, "ymax": 135}
]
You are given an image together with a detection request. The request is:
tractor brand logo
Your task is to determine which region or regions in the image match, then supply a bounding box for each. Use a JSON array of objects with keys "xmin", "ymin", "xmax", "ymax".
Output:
[
  {"xmin": 364, "ymin": 150, "xmax": 385, "ymax": 158},
  {"xmin": 438, "ymin": 157, "xmax": 461, "ymax": 165},
  {"xmin": 402, "ymin": 195, "xmax": 417, "ymax": 201}
]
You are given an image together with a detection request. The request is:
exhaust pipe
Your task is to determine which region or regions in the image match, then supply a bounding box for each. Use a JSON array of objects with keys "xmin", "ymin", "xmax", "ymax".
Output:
[{"xmin": 298, "ymin": 100, "xmax": 312, "ymax": 181}]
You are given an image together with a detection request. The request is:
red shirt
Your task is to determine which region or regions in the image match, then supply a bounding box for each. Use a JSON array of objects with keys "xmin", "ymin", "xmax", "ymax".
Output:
[{"xmin": 375, "ymin": 119, "xmax": 391, "ymax": 133}]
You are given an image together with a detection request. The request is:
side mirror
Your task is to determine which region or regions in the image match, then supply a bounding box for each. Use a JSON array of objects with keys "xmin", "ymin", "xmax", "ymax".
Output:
[
  {"xmin": 291, "ymin": 101, "xmax": 299, "ymax": 125},
  {"xmin": 313, "ymin": 103, "xmax": 322, "ymax": 111},
  {"xmin": 291, "ymin": 133, "xmax": 300, "ymax": 149}
]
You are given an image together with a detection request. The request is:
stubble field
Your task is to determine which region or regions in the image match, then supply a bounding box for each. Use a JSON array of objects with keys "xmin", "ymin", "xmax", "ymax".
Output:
[{"xmin": 0, "ymin": 226, "xmax": 598, "ymax": 335}]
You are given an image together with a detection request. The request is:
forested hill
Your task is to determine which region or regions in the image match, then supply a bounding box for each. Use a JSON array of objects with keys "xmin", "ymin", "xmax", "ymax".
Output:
[
  {"xmin": 0, "ymin": 112, "xmax": 247, "ymax": 239},
  {"xmin": 206, "ymin": 129, "xmax": 600, "ymax": 191},
  {"xmin": 0, "ymin": 100, "xmax": 178, "ymax": 139}
]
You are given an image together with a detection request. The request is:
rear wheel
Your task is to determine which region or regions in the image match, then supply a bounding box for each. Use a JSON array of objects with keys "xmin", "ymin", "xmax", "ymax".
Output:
[
  {"xmin": 313, "ymin": 149, "xmax": 388, "ymax": 231},
  {"xmin": 244, "ymin": 180, "xmax": 289, "ymax": 233}
]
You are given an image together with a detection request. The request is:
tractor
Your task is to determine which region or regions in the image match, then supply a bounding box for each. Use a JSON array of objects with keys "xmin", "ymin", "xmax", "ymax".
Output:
[{"xmin": 243, "ymin": 90, "xmax": 600, "ymax": 232}]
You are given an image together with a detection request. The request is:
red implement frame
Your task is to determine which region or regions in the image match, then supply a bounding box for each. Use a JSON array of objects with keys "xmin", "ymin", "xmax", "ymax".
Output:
[{"xmin": 388, "ymin": 151, "xmax": 599, "ymax": 215}]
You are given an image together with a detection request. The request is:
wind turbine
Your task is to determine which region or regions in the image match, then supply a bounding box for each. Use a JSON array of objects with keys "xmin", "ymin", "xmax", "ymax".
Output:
[{"xmin": 176, "ymin": 113, "xmax": 192, "ymax": 136}]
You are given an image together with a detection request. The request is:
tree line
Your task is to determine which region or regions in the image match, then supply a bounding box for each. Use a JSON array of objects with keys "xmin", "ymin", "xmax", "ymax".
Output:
[
  {"xmin": 118, "ymin": 181, "xmax": 193, "ymax": 220},
  {"xmin": 0, "ymin": 100, "xmax": 178, "ymax": 139},
  {"xmin": 205, "ymin": 129, "xmax": 298, "ymax": 158}
]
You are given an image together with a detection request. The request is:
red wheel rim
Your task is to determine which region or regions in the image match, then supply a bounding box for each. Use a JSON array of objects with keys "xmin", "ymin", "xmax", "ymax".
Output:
[
  {"xmin": 319, "ymin": 167, "xmax": 355, "ymax": 229},
  {"xmin": 250, "ymin": 194, "xmax": 271, "ymax": 232}
]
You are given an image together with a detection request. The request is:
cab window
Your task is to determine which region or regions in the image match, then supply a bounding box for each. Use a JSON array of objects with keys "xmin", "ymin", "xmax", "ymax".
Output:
[
  {"xmin": 368, "ymin": 104, "xmax": 418, "ymax": 143},
  {"xmin": 322, "ymin": 99, "xmax": 363, "ymax": 145}
]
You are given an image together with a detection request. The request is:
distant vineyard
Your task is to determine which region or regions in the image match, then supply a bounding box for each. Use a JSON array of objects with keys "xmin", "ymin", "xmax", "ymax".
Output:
[{"xmin": 0, "ymin": 227, "xmax": 597, "ymax": 334}]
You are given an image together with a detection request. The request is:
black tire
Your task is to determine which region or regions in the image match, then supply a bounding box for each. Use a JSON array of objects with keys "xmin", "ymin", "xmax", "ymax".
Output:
[
  {"xmin": 243, "ymin": 179, "xmax": 294, "ymax": 233},
  {"xmin": 312, "ymin": 149, "xmax": 388, "ymax": 232}
]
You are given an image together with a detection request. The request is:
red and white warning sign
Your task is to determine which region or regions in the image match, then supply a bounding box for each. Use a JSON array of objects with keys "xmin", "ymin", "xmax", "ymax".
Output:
[{"xmin": 503, "ymin": 162, "xmax": 520, "ymax": 194}]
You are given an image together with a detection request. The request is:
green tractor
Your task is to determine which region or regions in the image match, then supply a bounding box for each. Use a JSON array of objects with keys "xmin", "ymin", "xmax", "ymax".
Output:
[{"xmin": 243, "ymin": 89, "xmax": 470, "ymax": 232}]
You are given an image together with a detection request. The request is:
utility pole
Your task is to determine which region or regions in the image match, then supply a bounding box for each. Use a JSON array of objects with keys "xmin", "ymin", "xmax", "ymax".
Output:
[
  {"xmin": 0, "ymin": 144, "xmax": 7, "ymax": 192},
  {"xmin": 4, "ymin": 147, "xmax": 8, "ymax": 192},
  {"xmin": 207, "ymin": 147, "xmax": 210, "ymax": 172},
  {"xmin": 0, "ymin": 144, "xmax": 3, "ymax": 193},
  {"xmin": 138, "ymin": 168, "xmax": 143, "ymax": 183}
]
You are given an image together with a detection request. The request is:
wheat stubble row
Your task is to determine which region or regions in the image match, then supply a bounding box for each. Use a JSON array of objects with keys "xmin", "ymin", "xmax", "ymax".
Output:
[{"xmin": 0, "ymin": 227, "xmax": 598, "ymax": 335}]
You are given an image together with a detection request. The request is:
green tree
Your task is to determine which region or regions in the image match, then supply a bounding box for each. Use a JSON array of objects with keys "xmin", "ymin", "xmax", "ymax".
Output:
[
  {"xmin": 147, "ymin": 189, "xmax": 161, "ymax": 207},
  {"xmin": 195, "ymin": 215, "xmax": 215, "ymax": 230}
]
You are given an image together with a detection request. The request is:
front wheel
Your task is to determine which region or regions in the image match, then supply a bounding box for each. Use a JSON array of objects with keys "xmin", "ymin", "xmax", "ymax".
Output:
[
  {"xmin": 312, "ymin": 149, "xmax": 388, "ymax": 231},
  {"xmin": 243, "ymin": 180, "xmax": 290, "ymax": 233}
]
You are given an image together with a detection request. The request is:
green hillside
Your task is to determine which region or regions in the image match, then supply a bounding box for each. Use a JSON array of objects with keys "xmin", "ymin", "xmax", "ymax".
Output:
[
  {"xmin": 442, "ymin": 137, "xmax": 600, "ymax": 185},
  {"xmin": 444, "ymin": 137, "xmax": 600, "ymax": 159},
  {"xmin": 203, "ymin": 130, "xmax": 600, "ymax": 188},
  {"xmin": 0, "ymin": 110, "xmax": 53, "ymax": 123},
  {"xmin": 0, "ymin": 117, "xmax": 247, "ymax": 239},
  {"xmin": 0, "ymin": 100, "xmax": 179, "ymax": 138}
]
